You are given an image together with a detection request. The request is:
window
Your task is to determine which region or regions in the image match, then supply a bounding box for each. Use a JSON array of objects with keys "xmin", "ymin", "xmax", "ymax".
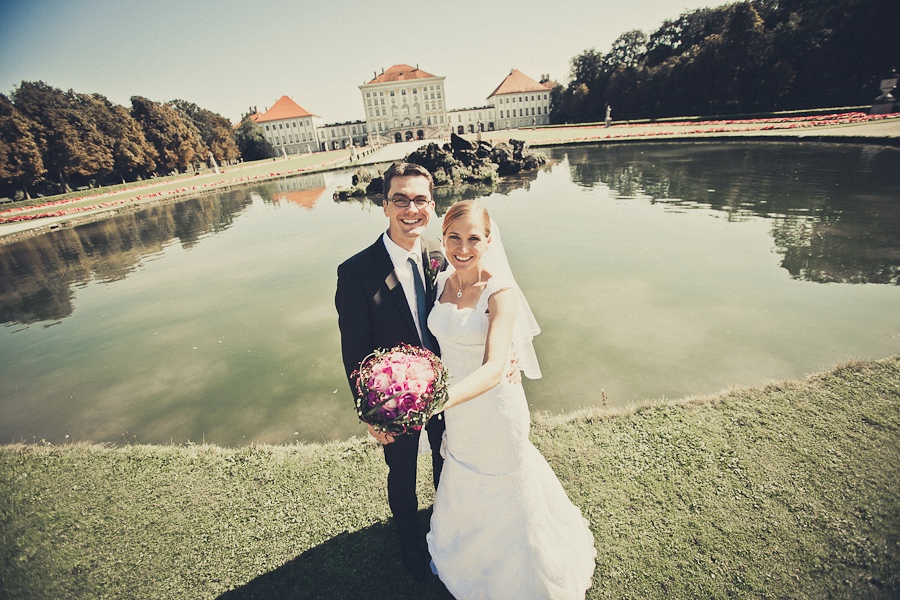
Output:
[
  {"xmin": 265, "ymin": 125, "xmax": 270, "ymax": 131},
  {"xmin": 390, "ymin": 91, "xmax": 395, "ymax": 96},
  {"xmin": 366, "ymin": 92, "xmax": 370, "ymax": 97},
  {"xmin": 401, "ymin": 89, "xmax": 406, "ymax": 95}
]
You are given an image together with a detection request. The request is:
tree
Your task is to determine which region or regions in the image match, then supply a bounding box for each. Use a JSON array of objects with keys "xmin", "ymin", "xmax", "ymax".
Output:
[
  {"xmin": 604, "ymin": 30, "xmax": 648, "ymax": 70},
  {"xmin": 0, "ymin": 94, "xmax": 45, "ymax": 199},
  {"xmin": 131, "ymin": 96, "xmax": 204, "ymax": 174},
  {"xmin": 170, "ymin": 100, "xmax": 240, "ymax": 164},
  {"xmin": 75, "ymin": 93, "xmax": 157, "ymax": 183},
  {"xmin": 234, "ymin": 116, "xmax": 274, "ymax": 161},
  {"xmin": 13, "ymin": 81, "xmax": 113, "ymax": 191}
]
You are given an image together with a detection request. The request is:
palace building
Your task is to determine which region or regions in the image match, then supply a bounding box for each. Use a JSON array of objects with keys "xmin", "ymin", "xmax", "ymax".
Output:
[
  {"xmin": 317, "ymin": 120, "xmax": 369, "ymax": 150},
  {"xmin": 253, "ymin": 96, "xmax": 323, "ymax": 155},
  {"xmin": 359, "ymin": 64, "xmax": 449, "ymax": 144},
  {"xmin": 250, "ymin": 67, "xmax": 554, "ymax": 154},
  {"xmin": 488, "ymin": 69, "xmax": 554, "ymax": 130}
]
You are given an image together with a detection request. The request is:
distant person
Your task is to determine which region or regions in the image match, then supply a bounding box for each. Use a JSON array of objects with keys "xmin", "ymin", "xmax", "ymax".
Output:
[
  {"xmin": 335, "ymin": 162, "xmax": 447, "ymax": 580},
  {"xmin": 605, "ymin": 105, "xmax": 612, "ymax": 128}
]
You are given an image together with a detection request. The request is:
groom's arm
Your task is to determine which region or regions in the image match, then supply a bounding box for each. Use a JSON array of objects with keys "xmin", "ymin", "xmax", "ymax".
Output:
[
  {"xmin": 336, "ymin": 261, "xmax": 396, "ymax": 445},
  {"xmin": 335, "ymin": 261, "xmax": 373, "ymax": 388}
]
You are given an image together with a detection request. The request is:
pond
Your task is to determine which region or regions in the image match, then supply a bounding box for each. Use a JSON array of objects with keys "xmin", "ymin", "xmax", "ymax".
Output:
[{"xmin": 0, "ymin": 141, "xmax": 897, "ymax": 446}]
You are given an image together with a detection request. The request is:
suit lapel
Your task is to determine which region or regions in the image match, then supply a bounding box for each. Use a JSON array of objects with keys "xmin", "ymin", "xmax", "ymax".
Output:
[
  {"xmin": 372, "ymin": 236, "xmax": 419, "ymax": 341},
  {"xmin": 421, "ymin": 238, "xmax": 443, "ymax": 307}
]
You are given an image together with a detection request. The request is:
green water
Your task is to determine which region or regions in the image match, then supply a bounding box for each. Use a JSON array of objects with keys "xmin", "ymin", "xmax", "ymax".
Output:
[{"xmin": 1, "ymin": 142, "xmax": 897, "ymax": 445}]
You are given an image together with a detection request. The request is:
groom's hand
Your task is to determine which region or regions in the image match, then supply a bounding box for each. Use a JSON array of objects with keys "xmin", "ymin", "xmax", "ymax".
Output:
[
  {"xmin": 367, "ymin": 423, "xmax": 395, "ymax": 445},
  {"xmin": 506, "ymin": 356, "xmax": 521, "ymax": 385}
]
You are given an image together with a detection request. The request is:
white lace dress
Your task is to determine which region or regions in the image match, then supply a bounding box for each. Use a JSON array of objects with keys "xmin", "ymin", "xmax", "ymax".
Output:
[{"xmin": 426, "ymin": 273, "xmax": 596, "ymax": 600}]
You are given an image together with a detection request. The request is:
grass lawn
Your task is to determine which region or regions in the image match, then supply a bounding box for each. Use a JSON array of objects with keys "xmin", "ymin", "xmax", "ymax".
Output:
[{"xmin": 1, "ymin": 355, "xmax": 897, "ymax": 599}]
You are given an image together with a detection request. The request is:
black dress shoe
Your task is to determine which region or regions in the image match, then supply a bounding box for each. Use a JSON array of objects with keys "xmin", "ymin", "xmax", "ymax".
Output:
[{"xmin": 400, "ymin": 540, "xmax": 431, "ymax": 581}]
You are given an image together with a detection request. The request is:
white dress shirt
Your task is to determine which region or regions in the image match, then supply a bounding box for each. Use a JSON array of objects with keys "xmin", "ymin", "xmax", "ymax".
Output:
[{"xmin": 382, "ymin": 231, "xmax": 426, "ymax": 343}]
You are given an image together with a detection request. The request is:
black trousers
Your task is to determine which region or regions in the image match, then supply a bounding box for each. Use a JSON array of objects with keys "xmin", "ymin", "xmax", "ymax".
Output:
[{"xmin": 382, "ymin": 414, "xmax": 445, "ymax": 522}]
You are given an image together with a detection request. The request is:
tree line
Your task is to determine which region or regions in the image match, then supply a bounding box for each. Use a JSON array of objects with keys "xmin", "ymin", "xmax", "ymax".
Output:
[
  {"xmin": 551, "ymin": 0, "xmax": 897, "ymax": 124},
  {"xmin": 0, "ymin": 82, "xmax": 275, "ymax": 200}
]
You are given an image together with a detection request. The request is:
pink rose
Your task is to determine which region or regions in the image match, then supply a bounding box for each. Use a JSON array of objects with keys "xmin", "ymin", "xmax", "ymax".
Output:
[
  {"xmin": 406, "ymin": 378, "xmax": 427, "ymax": 395},
  {"xmin": 368, "ymin": 372, "xmax": 393, "ymax": 393},
  {"xmin": 406, "ymin": 361, "xmax": 435, "ymax": 385},
  {"xmin": 371, "ymin": 361, "xmax": 392, "ymax": 377},
  {"xmin": 389, "ymin": 382, "xmax": 410, "ymax": 397}
]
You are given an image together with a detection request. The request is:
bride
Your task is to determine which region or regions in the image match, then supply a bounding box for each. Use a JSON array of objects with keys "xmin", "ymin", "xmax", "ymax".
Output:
[{"xmin": 426, "ymin": 201, "xmax": 596, "ymax": 599}]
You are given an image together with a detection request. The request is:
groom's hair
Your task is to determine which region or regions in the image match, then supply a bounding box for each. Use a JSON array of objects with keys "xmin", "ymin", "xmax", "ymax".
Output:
[{"xmin": 382, "ymin": 162, "xmax": 434, "ymax": 200}]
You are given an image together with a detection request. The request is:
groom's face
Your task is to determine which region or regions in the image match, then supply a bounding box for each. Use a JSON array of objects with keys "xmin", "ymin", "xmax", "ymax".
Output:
[{"xmin": 384, "ymin": 175, "xmax": 433, "ymax": 250}]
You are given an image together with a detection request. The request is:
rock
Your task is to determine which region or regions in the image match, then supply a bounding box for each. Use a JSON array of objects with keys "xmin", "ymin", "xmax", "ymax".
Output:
[
  {"xmin": 450, "ymin": 133, "xmax": 475, "ymax": 153},
  {"xmin": 334, "ymin": 136, "xmax": 545, "ymax": 201}
]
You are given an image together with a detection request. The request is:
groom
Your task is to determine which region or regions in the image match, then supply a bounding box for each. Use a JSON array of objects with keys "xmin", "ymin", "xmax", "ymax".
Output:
[{"xmin": 335, "ymin": 161, "xmax": 446, "ymax": 580}]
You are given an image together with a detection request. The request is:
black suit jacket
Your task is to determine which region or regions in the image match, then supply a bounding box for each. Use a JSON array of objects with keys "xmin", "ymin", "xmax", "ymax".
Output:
[{"xmin": 335, "ymin": 234, "xmax": 446, "ymax": 393}]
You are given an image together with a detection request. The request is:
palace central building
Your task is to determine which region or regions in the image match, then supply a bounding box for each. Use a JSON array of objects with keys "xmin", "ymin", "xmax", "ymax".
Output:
[{"xmin": 360, "ymin": 64, "xmax": 449, "ymax": 144}]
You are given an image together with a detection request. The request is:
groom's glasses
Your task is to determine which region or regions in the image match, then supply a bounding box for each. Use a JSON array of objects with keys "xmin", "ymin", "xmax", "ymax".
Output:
[{"xmin": 389, "ymin": 196, "xmax": 430, "ymax": 208}]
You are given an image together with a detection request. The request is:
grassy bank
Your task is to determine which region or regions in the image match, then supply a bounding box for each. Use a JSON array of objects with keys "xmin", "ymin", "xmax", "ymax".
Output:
[{"xmin": 1, "ymin": 356, "xmax": 897, "ymax": 599}]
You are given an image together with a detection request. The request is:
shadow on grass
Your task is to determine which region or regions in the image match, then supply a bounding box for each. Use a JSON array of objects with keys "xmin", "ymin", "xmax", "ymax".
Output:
[{"xmin": 217, "ymin": 510, "xmax": 454, "ymax": 600}]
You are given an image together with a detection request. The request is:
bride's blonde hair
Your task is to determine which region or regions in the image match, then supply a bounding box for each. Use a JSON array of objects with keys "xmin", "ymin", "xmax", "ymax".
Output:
[{"xmin": 442, "ymin": 200, "xmax": 491, "ymax": 237}]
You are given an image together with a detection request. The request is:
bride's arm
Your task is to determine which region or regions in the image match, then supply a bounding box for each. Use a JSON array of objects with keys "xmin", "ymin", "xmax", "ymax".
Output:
[{"xmin": 439, "ymin": 288, "xmax": 517, "ymax": 412}]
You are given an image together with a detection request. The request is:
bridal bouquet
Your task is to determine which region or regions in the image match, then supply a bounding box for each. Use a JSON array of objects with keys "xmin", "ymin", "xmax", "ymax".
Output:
[{"xmin": 352, "ymin": 343, "xmax": 449, "ymax": 435}]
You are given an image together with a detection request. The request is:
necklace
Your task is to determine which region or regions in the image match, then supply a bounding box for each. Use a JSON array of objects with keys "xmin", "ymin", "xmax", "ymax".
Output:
[{"xmin": 456, "ymin": 275, "xmax": 475, "ymax": 299}]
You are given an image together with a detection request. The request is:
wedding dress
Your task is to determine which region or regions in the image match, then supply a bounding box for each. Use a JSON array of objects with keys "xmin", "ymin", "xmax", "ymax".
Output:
[{"xmin": 426, "ymin": 272, "xmax": 596, "ymax": 600}]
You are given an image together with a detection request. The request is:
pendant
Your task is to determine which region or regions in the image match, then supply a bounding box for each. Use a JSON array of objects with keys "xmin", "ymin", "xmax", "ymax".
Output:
[{"xmin": 457, "ymin": 290, "xmax": 463, "ymax": 299}]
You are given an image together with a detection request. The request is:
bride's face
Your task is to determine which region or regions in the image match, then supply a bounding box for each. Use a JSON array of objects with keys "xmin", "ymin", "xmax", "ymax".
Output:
[{"xmin": 443, "ymin": 215, "xmax": 491, "ymax": 273}]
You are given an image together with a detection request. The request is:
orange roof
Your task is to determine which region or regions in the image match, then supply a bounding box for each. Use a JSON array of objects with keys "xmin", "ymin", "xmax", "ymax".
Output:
[
  {"xmin": 367, "ymin": 64, "xmax": 437, "ymax": 84},
  {"xmin": 487, "ymin": 69, "xmax": 549, "ymax": 98},
  {"xmin": 255, "ymin": 96, "xmax": 317, "ymax": 122}
]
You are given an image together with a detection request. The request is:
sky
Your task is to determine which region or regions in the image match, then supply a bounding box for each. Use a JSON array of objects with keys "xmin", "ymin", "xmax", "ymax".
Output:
[{"xmin": 0, "ymin": 0, "xmax": 716, "ymax": 125}]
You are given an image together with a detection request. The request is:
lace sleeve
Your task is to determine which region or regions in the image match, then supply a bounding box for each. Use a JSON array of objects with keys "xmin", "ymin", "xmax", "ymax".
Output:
[
  {"xmin": 480, "ymin": 276, "xmax": 514, "ymax": 312},
  {"xmin": 435, "ymin": 270, "xmax": 452, "ymax": 304}
]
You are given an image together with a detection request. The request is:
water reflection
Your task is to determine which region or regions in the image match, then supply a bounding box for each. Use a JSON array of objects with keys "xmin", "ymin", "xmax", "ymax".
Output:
[
  {"xmin": 259, "ymin": 173, "xmax": 327, "ymax": 209},
  {"xmin": 0, "ymin": 189, "xmax": 252, "ymax": 325},
  {"xmin": 554, "ymin": 143, "xmax": 899, "ymax": 284}
]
